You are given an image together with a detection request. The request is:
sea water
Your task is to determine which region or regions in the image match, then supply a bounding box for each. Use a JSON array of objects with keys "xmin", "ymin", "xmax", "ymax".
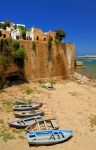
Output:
[{"xmin": 76, "ymin": 58, "xmax": 96, "ymax": 79}]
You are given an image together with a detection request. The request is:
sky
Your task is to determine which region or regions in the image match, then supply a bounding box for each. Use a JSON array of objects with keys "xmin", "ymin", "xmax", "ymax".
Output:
[{"xmin": 0, "ymin": 0, "xmax": 96, "ymax": 56}]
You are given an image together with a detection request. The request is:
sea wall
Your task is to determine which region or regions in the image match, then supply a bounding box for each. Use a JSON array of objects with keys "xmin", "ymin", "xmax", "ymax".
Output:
[{"xmin": 0, "ymin": 40, "xmax": 75, "ymax": 81}]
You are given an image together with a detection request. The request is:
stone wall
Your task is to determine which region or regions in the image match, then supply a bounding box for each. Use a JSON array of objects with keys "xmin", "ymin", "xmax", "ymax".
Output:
[{"xmin": 0, "ymin": 40, "xmax": 75, "ymax": 81}]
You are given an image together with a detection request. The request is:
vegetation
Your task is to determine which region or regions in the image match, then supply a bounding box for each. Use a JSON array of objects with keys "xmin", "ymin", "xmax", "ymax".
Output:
[
  {"xmin": 0, "ymin": 39, "xmax": 26, "ymax": 69},
  {"xmin": 18, "ymin": 135, "xmax": 26, "ymax": 140},
  {"xmin": 4, "ymin": 20, "xmax": 11, "ymax": 28},
  {"xmin": 0, "ymin": 119, "xmax": 4, "ymax": 124},
  {"xmin": 22, "ymin": 31, "xmax": 26, "ymax": 40},
  {"xmin": 0, "ymin": 38, "xmax": 12, "ymax": 51},
  {"xmin": 12, "ymin": 40, "xmax": 20, "ymax": 50},
  {"xmin": 32, "ymin": 41, "xmax": 36, "ymax": 51},
  {"xmin": 55, "ymin": 29, "xmax": 67, "ymax": 43},
  {"xmin": 18, "ymin": 26, "xmax": 26, "ymax": 40},
  {"xmin": 14, "ymin": 24, "xmax": 17, "ymax": 29},
  {"xmin": 0, "ymin": 20, "xmax": 11, "ymax": 30},
  {"xmin": 0, "ymin": 22, "xmax": 3, "ymax": 29},
  {"xmin": 48, "ymin": 37, "xmax": 52, "ymax": 61},
  {"xmin": 25, "ymin": 88, "xmax": 33, "ymax": 95},
  {"xmin": 12, "ymin": 129, "xmax": 24, "ymax": 134},
  {"xmin": 0, "ymin": 39, "xmax": 26, "ymax": 89},
  {"xmin": 12, "ymin": 47, "xmax": 26, "ymax": 68},
  {"xmin": 2, "ymin": 55, "xmax": 12, "ymax": 70},
  {"xmin": 0, "ymin": 39, "xmax": 13, "ymax": 70},
  {"xmin": 1, "ymin": 99, "xmax": 14, "ymax": 112},
  {"xmin": 0, "ymin": 131, "xmax": 15, "ymax": 142},
  {"xmin": 89, "ymin": 115, "xmax": 96, "ymax": 128}
]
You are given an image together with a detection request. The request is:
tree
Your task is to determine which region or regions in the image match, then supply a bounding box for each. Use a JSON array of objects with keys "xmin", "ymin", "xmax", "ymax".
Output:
[
  {"xmin": 18, "ymin": 26, "xmax": 26, "ymax": 40},
  {"xmin": 12, "ymin": 40, "xmax": 20, "ymax": 50},
  {"xmin": 14, "ymin": 24, "xmax": 17, "ymax": 29},
  {"xmin": 22, "ymin": 30, "xmax": 26, "ymax": 40},
  {"xmin": 55, "ymin": 29, "xmax": 67, "ymax": 43},
  {"xmin": 4, "ymin": 20, "xmax": 11, "ymax": 27},
  {"xmin": 0, "ymin": 23, "xmax": 3, "ymax": 29},
  {"xmin": 2, "ymin": 20, "xmax": 11, "ymax": 30}
]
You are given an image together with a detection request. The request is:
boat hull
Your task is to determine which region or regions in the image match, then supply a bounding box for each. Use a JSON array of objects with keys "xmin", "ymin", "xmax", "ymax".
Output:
[
  {"xmin": 13, "ymin": 103, "xmax": 42, "ymax": 111},
  {"xmin": 26, "ymin": 118, "xmax": 59, "ymax": 132},
  {"xmin": 27, "ymin": 130, "xmax": 73, "ymax": 145},
  {"xmin": 8, "ymin": 115, "xmax": 43, "ymax": 129},
  {"xmin": 14, "ymin": 111, "xmax": 44, "ymax": 118}
]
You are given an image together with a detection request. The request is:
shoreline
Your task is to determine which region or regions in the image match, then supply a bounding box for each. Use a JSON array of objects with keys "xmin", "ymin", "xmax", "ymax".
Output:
[
  {"xmin": 76, "ymin": 57, "xmax": 96, "ymax": 80},
  {"xmin": 78, "ymin": 55, "xmax": 96, "ymax": 58},
  {"xmin": 0, "ymin": 72, "xmax": 96, "ymax": 150}
]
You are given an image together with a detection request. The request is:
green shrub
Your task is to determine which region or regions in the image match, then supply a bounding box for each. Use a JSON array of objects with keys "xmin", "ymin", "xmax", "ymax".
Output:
[
  {"xmin": 0, "ymin": 131, "xmax": 15, "ymax": 142},
  {"xmin": 0, "ymin": 39, "xmax": 26, "ymax": 78},
  {"xmin": 2, "ymin": 55, "xmax": 12, "ymax": 70},
  {"xmin": 12, "ymin": 40, "xmax": 20, "ymax": 50},
  {"xmin": 18, "ymin": 135, "xmax": 26, "ymax": 140},
  {"xmin": 0, "ymin": 39, "xmax": 12, "ymax": 70},
  {"xmin": 55, "ymin": 29, "xmax": 67, "ymax": 43},
  {"xmin": 0, "ymin": 39, "xmax": 10, "ymax": 51},
  {"xmin": 89, "ymin": 115, "xmax": 96, "ymax": 128},
  {"xmin": 12, "ymin": 48, "xmax": 26, "ymax": 68},
  {"xmin": 48, "ymin": 38, "xmax": 52, "ymax": 61},
  {"xmin": 22, "ymin": 30, "xmax": 26, "ymax": 40},
  {"xmin": 0, "ymin": 22, "xmax": 3, "ymax": 29},
  {"xmin": 25, "ymin": 88, "xmax": 33, "ymax": 95},
  {"xmin": 32, "ymin": 41, "xmax": 36, "ymax": 51},
  {"xmin": 18, "ymin": 26, "xmax": 26, "ymax": 40}
]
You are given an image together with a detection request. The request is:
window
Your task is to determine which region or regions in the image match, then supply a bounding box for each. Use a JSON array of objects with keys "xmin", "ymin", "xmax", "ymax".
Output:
[
  {"xmin": 36, "ymin": 36, "xmax": 39, "ymax": 40},
  {"xmin": 16, "ymin": 36, "xmax": 19, "ymax": 39},
  {"xmin": 3, "ymin": 34, "xmax": 6, "ymax": 38},
  {"xmin": 51, "ymin": 38, "xmax": 53, "ymax": 41}
]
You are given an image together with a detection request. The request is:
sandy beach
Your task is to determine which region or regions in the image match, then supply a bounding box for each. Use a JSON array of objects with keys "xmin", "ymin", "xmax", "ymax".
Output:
[{"xmin": 0, "ymin": 74, "xmax": 96, "ymax": 150}]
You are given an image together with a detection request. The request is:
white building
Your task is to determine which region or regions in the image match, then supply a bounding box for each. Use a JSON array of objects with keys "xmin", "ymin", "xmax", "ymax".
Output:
[
  {"xmin": 26, "ymin": 27, "xmax": 34, "ymax": 41},
  {"xmin": 11, "ymin": 29, "xmax": 21, "ymax": 40},
  {"xmin": 17, "ymin": 24, "xmax": 25, "ymax": 28},
  {"xmin": 6, "ymin": 27, "xmax": 11, "ymax": 32}
]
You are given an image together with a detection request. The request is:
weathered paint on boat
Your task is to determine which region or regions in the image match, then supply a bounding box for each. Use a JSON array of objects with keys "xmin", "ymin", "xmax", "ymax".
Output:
[
  {"xmin": 13, "ymin": 103, "xmax": 42, "ymax": 111},
  {"xmin": 8, "ymin": 115, "xmax": 43, "ymax": 128},
  {"xmin": 26, "ymin": 118, "xmax": 59, "ymax": 132},
  {"xmin": 13, "ymin": 110, "xmax": 44, "ymax": 118},
  {"xmin": 27, "ymin": 129, "xmax": 73, "ymax": 145}
]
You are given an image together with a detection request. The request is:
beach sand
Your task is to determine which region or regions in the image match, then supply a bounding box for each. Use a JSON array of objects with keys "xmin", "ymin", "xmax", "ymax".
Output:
[{"xmin": 0, "ymin": 78, "xmax": 96, "ymax": 150}]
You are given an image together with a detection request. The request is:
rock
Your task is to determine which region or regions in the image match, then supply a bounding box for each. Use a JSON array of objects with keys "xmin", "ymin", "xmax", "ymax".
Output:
[
  {"xmin": 75, "ymin": 61, "xmax": 84, "ymax": 66},
  {"xmin": 41, "ymin": 82, "xmax": 54, "ymax": 90},
  {"xmin": 70, "ymin": 72, "xmax": 94, "ymax": 85}
]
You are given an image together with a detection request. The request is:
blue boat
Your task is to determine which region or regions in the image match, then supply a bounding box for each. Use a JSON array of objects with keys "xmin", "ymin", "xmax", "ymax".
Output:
[
  {"xmin": 13, "ymin": 102, "xmax": 42, "ymax": 111},
  {"xmin": 27, "ymin": 129, "xmax": 73, "ymax": 145}
]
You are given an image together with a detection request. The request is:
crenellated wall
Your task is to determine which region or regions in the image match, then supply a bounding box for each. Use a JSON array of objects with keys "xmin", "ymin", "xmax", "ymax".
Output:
[{"xmin": 0, "ymin": 40, "xmax": 75, "ymax": 81}]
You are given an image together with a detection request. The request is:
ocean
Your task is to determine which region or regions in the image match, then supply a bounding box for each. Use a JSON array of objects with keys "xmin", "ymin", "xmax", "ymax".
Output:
[{"xmin": 76, "ymin": 57, "xmax": 96, "ymax": 79}]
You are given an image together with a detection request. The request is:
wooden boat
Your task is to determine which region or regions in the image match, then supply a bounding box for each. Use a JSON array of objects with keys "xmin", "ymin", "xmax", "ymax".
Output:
[
  {"xmin": 8, "ymin": 115, "xmax": 43, "ymax": 128},
  {"xmin": 26, "ymin": 118, "xmax": 59, "ymax": 132},
  {"xmin": 27, "ymin": 129, "xmax": 73, "ymax": 145},
  {"xmin": 13, "ymin": 110, "xmax": 44, "ymax": 118},
  {"xmin": 13, "ymin": 103, "xmax": 42, "ymax": 111}
]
